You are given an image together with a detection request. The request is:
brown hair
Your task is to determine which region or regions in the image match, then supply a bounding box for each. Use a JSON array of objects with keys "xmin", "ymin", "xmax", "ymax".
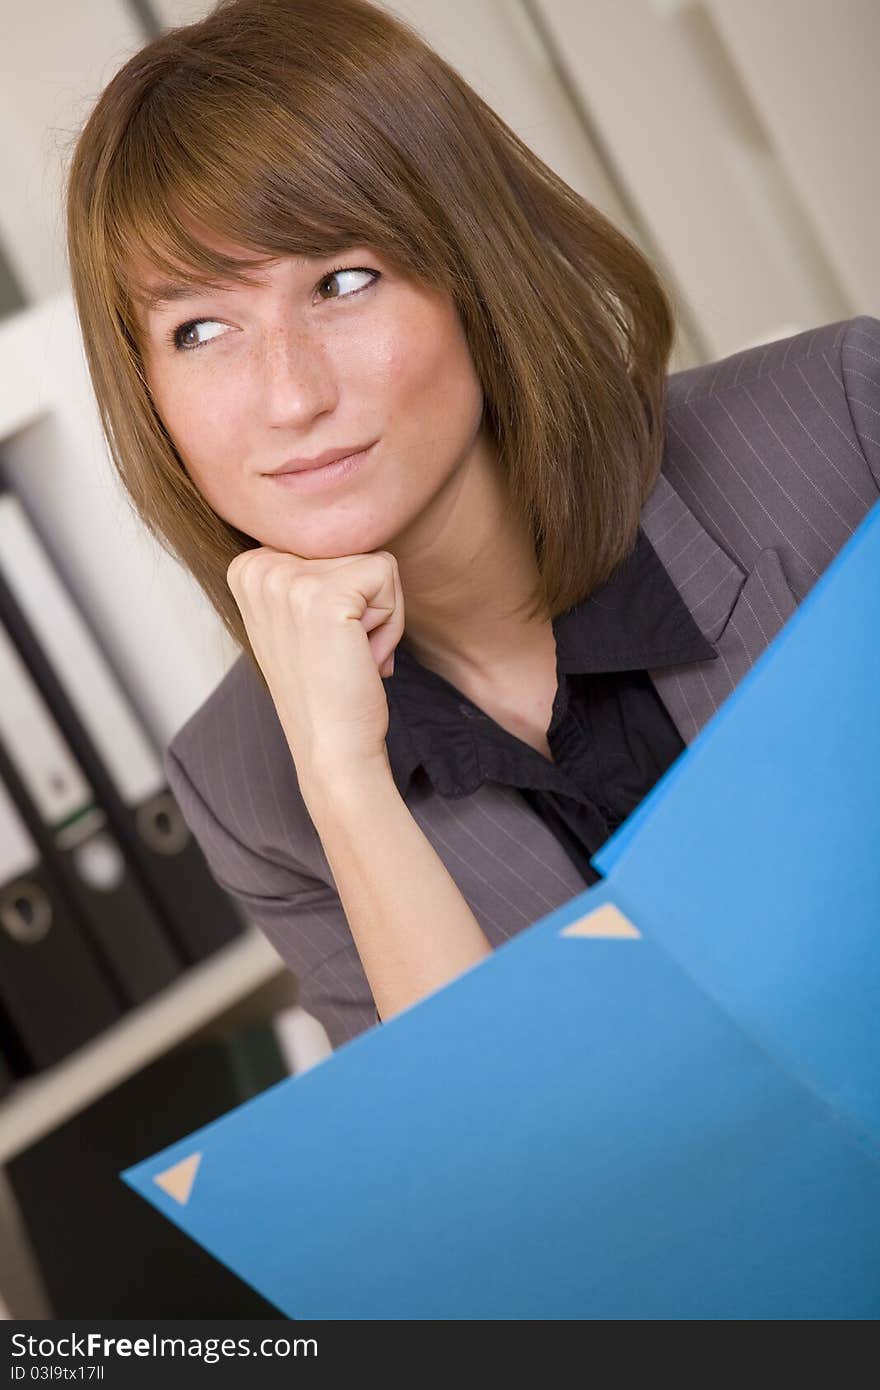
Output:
[{"xmin": 64, "ymin": 0, "xmax": 677, "ymax": 694}]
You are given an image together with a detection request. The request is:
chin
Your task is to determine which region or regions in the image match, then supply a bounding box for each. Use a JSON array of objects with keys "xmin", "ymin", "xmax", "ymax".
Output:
[{"xmin": 268, "ymin": 522, "xmax": 397, "ymax": 561}]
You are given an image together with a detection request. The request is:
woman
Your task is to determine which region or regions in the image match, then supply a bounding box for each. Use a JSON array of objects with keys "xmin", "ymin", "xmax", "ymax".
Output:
[{"xmin": 64, "ymin": 0, "xmax": 880, "ymax": 1045}]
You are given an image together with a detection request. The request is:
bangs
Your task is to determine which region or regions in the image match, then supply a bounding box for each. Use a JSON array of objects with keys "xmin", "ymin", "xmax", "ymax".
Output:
[{"xmin": 100, "ymin": 58, "xmax": 441, "ymax": 338}]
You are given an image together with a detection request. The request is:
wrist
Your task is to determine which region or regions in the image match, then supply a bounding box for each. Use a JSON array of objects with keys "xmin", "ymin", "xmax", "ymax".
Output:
[{"xmin": 297, "ymin": 747, "xmax": 396, "ymax": 819}]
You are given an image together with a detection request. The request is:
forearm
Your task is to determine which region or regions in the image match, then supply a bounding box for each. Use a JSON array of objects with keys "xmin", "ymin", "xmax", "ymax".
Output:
[{"xmin": 298, "ymin": 751, "xmax": 494, "ymax": 1023}]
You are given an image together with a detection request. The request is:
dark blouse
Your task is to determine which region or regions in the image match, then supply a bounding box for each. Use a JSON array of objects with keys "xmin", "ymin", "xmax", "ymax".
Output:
[{"xmin": 382, "ymin": 527, "xmax": 717, "ymax": 886}]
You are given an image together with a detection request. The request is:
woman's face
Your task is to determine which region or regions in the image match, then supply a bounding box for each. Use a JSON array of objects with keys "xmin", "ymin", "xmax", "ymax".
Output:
[{"xmin": 136, "ymin": 235, "xmax": 488, "ymax": 560}]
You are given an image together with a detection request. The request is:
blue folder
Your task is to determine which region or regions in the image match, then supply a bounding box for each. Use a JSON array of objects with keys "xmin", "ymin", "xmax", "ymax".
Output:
[{"xmin": 122, "ymin": 499, "xmax": 880, "ymax": 1319}]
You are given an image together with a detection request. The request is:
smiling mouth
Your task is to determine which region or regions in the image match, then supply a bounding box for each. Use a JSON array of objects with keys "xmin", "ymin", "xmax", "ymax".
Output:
[
  {"xmin": 263, "ymin": 442, "xmax": 376, "ymax": 488},
  {"xmin": 267, "ymin": 442, "xmax": 376, "ymax": 476}
]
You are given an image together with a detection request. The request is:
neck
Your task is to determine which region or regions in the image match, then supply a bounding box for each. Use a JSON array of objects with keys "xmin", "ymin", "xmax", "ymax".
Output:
[{"xmin": 387, "ymin": 430, "xmax": 552, "ymax": 685}]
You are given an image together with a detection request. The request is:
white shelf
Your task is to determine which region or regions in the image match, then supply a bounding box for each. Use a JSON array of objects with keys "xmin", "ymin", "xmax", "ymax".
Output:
[{"xmin": 0, "ymin": 924, "xmax": 287, "ymax": 1165}]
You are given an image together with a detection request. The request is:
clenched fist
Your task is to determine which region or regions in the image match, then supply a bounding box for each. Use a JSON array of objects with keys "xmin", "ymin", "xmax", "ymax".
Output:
[{"xmin": 226, "ymin": 546, "xmax": 405, "ymax": 787}]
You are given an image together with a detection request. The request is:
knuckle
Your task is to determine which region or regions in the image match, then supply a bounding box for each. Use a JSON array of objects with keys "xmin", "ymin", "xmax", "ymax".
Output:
[
  {"xmin": 263, "ymin": 561, "xmax": 291, "ymax": 595},
  {"xmin": 226, "ymin": 552, "xmax": 246, "ymax": 587},
  {"xmin": 288, "ymin": 572, "xmax": 323, "ymax": 613},
  {"xmin": 227, "ymin": 546, "xmax": 266, "ymax": 587}
]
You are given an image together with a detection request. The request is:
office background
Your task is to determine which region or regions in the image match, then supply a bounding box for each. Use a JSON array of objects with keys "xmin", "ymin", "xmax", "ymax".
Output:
[{"xmin": 0, "ymin": 0, "xmax": 877, "ymax": 1318}]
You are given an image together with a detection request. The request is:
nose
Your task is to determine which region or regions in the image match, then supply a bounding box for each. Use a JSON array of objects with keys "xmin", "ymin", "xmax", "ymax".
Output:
[{"xmin": 260, "ymin": 321, "xmax": 338, "ymax": 427}]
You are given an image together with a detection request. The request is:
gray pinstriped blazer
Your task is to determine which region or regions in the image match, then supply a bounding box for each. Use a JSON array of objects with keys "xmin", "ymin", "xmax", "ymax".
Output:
[{"xmin": 163, "ymin": 315, "xmax": 880, "ymax": 1049}]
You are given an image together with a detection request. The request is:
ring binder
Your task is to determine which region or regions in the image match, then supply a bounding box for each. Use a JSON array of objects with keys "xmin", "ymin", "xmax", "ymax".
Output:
[
  {"xmin": 0, "ymin": 620, "xmax": 183, "ymax": 1006},
  {"xmin": 0, "ymin": 489, "xmax": 246, "ymax": 963},
  {"xmin": 0, "ymin": 771, "xmax": 121, "ymax": 1072}
]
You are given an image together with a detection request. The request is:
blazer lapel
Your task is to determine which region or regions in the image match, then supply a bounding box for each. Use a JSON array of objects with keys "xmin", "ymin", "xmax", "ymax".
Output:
[{"xmin": 641, "ymin": 472, "xmax": 799, "ymax": 744}]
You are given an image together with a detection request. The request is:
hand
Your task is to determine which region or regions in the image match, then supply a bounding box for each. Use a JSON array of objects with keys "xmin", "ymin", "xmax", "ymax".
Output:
[{"xmin": 226, "ymin": 546, "xmax": 405, "ymax": 784}]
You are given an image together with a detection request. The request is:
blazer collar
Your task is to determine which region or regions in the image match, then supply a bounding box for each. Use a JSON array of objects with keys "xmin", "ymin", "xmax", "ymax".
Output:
[
  {"xmin": 383, "ymin": 466, "xmax": 744, "ymax": 793},
  {"xmin": 638, "ymin": 469, "xmax": 746, "ymax": 647},
  {"xmin": 640, "ymin": 468, "xmax": 801, "ymax": 744}
]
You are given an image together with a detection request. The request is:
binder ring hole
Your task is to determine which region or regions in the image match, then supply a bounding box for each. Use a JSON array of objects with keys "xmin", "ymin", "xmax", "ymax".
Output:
[
  {"xmin": 137, "ymin": 792, "xmax": 190, "ymax": 855},
  {"xmin": 1, "ymin": 879, "xmax": 52, "ymax": 944}
]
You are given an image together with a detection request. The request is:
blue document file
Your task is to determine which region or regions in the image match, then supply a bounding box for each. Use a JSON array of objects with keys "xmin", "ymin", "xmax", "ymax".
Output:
[{"xmin": 122, "ymin": 499, "xmax": 880, "ymax": 1319}]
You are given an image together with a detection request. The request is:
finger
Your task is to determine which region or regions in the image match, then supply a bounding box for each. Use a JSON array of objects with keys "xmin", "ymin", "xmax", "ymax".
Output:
[
  {"xmin": 366, "ymin": 615, "xmax": 397, "ymax": 670},
  {"xmin": 340, "ymin": 553, "xmax": 397, "ymax": 663},
  {"xmin": 364, "ymin": 555, "xmax": 404, "ymax": 670}
]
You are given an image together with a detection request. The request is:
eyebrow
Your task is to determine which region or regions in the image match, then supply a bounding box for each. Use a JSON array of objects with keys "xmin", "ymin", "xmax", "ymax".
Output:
[
  {"xmin": 140, "ymin": 254, "xmax": 320, "ymax": 315},
  {"xmin": 141, "ymin": 281, "xmax": 229, "ymax": 315}
]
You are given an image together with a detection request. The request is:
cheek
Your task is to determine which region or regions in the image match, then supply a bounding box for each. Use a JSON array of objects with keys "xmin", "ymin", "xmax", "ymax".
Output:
[
  {"xmin": 378, "ymin": 307, "xmax": 483, "ymax": 447},
  {"xmin": 155, "ymin": 376, "xmax": 247, "ymax": 480}
]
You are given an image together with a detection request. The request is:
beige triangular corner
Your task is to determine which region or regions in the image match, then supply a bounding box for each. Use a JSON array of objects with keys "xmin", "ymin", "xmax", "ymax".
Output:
[
  {"xmin": 559, "ymin": 903, "xmax": 641, "ymax": 939},
  {"xmin": 153, "ymin": 1151, "xmax": 203, "ymax": 1205}
]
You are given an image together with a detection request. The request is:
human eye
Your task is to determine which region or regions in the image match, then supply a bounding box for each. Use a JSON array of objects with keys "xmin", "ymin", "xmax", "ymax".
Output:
[
  {"xmin": 315, "ymin": 264, "xmax": 380, "ymax": 301},
  {"xmin": 165, "ymin": 265, "xmax": 379, "ymax": 353},
  {"xmin": 167, "ymin": 318, "xmax": 228, "ymax": 352}
]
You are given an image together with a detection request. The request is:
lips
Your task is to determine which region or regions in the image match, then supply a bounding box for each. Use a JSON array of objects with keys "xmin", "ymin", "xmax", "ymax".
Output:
[
  {"xmin": 267, "ymin": 443, "xmax": 374, "ymax": 475},
  {"xmin": 264, "ymin": 442, "xmax": 375, "ymax": 490}
]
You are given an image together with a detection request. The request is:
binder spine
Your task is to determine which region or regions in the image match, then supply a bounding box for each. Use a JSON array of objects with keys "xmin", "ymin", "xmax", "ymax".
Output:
[
  {"xmin": 0, "ymin": 490, "xmax": 245, "ymax": 963},
  {"xmin": 0, "ymin": 619, "xmax": 183, "ymax": 1006},
  {"xmin": 0, "ymin": 772, "xmax": 121, "ymax": 1071}
]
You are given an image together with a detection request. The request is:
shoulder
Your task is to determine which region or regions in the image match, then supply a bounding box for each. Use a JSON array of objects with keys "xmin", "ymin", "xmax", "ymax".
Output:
[
  {"xmin": 163, "ymin": 652, "xmax": 331, "ymax": 888},
  {"xmin": 657, "ymin": 315, "xmax": 880, "ymax": 594},
  {"xmin": 665, "ymin": 316, "xmax": 876, "ymax": 411}
]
